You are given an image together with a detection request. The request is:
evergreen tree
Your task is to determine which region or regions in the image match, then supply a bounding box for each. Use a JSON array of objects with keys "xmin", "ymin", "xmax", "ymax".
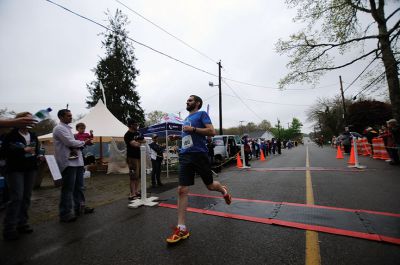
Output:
[{"xmin": 86, "ymin": 9, "xmax": 144, "ymax": 125}]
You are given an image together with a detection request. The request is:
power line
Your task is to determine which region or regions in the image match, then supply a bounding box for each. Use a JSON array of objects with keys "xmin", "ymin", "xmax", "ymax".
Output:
[
  {"xmin": 221, "ymin": 79, "xmax": 264, "ymax": 121},
  {"xmin": 222, "ymin": 93, "xmax": 311, "ymax": 107},
  {"xmin": 343, "ymin": 57, "xmax": 378, "ymax": 92},
  {"xmin": 222, "ymin": 77, "xmax": 338, "ymax": 91},
  {"xmin": 45, "ymin": 0, "xmax": 218, "ymax": 79},
  {"xmin": 115, "ymin": 0, "xmax": 217, "ymax": 64},
  {"xmin": 352, "ymin": 72, "xmax": 385, "ymax": 99},
  {"xmin": 45, "ymin": 0, "xmax": 340, "ymax": 94},
  {"xmin": 203, "ymin": 92, "xmax": 311, "ymax": 107},
  {"xmin": 116, "ymin": 0, "xmax": 342, "ymax": 93}
]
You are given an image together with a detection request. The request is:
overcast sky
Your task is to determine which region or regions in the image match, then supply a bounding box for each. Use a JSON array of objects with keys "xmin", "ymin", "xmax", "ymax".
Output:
[{"xmin": 0, "ymin": 0, "xmax": 395, "ymax": 133}]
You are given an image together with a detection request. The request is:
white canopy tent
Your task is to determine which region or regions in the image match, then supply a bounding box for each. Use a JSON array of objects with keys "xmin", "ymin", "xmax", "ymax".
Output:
[
  {"xmin": 38, "ymin": 100, "xmax": 133, "ymax": 174},
  {"xmin": 38, "ymin": 100, "xmax": 128, "ymax": 141}
]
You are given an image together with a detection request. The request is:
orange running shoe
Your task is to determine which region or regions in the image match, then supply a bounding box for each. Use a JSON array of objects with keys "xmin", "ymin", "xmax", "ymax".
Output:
[
  {"xmin": 166, "ymin": 226, "xmax": 190, "ymax": 244},
  {"xmin": 221, "ymin": 186, "xmax": 232, "ymax": 205}
]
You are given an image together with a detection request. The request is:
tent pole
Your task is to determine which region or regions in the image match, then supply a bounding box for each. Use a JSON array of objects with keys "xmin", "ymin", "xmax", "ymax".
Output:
[{"xmin": 99, "ymin": 136, "xmax": 103, "ymax": 167}]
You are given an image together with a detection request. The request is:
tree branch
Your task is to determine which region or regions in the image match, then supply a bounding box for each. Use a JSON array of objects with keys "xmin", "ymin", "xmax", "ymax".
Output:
[
  {"xmin": 346, "ymin": 0, "xmax": 371, "ymax": 13},
  {"xmin": 298, "ymin": 48, "xmax": 379, "ymax": 75},
  {"xmin": 288, "ymin": 34, "xmax": 378, "ymax": 50},
  {"xmin": 388, "ymin": 18, "xmax": 400, "ymax": 35},
  {"xmin": 386, "ymin": 7, "xmax": 400, "ymax": 22}
]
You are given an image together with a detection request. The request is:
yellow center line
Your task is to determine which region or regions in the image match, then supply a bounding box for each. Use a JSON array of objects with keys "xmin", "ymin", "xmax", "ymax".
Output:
[{"xmin": 305, "ymin": 146, "xmax": 321, "ymax": 265}]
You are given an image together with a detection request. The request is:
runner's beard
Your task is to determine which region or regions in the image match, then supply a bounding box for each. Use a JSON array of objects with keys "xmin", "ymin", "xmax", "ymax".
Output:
[{"xmin": 186, "ymin": 104, "xmax": 195, "ymax": 111}]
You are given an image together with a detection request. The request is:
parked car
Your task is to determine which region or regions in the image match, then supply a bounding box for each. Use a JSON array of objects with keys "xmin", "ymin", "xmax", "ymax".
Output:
[{"xmin": 212, "ymin": 135, "xmax": 242, "ymax": 166}]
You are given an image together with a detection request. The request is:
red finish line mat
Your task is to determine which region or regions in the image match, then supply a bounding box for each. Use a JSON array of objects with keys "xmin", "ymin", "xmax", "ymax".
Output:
[
  {"xmin": 159, "ymin": 194, "xmax": 400, "ymax": 245},
  {"xmin": 236, "ymin": 167, "xmax": 366, "ymax": 172}
]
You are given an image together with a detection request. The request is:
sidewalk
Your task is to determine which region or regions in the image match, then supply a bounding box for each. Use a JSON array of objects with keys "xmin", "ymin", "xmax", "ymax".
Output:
[{"xmin": 0, "ymin": 170, "xmax": 180, "ymax": 226}]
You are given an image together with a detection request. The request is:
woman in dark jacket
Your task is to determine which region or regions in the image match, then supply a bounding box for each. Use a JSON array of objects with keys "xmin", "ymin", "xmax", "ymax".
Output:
[{"xmin": 2, "ymin": 112, "xmax": 40, "ymax": 241}]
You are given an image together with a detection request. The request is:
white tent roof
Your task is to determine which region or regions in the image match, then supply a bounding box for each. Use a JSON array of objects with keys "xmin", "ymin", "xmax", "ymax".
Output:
[{"xmin": 38, "ymin": 100, "xmax": 128, "ymax": 140}]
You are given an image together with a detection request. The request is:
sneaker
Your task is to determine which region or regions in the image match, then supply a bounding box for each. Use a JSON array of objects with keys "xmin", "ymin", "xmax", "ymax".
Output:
[
  {"xmin": 166, "ymin": 226, "xmax": 190, "ymax": 244},
  {"xmin": 221, "ymin": 186, "xmax": 232, "ymax": 205},
  {"xmin": 82, "ymin": 206, "xmax": 94, "ymax": 214},
  {"xmin": 75, "ymin": 206, "xmax": 95, "ymax": 216}
]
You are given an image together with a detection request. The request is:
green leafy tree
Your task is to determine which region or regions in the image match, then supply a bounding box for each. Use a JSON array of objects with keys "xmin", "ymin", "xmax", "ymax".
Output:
[
  {"xmin": 145, "ymin": 110, "xmax": 167, "ymax": 126},
  {"xmin": 86, "ymin": 9, "xmax": 144, "ymax": 125},
  {"xmin": 223, "ymin": 127, "xmax": 241, "ymax": 135},
  {"xmin": 257, "ymin": 119, "xmax": 272, "ymax": 131},
  {"xmin": 244, "ymin": 122, "xmax": 258, "ymax": 133},
  {"xmin": 276, "ymin": 0, "xmax": 400, "ymax": 120},
  {"xmin": 270, "ymin": 117, "xmax": 303, "ymax": 140},
  {"xmin": 290, "ymin": 117, "xmax": 303, "ymax": 140}
]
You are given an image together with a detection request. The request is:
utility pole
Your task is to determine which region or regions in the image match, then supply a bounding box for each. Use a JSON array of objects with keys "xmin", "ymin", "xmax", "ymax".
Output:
[
  {"xmin": 339, "ymin": 76, "xmax": 347, "ymax": 125},
  {"xmin": 218, "ymin": 60, "xmax": 223, "ymax": 135},
  {"xmin": 277, "ymin": 118, "xmax": 281, "ymax": 139},
  {"xmin": 239, "ymin": 120, "xmax": 245, "ymax": 135}
]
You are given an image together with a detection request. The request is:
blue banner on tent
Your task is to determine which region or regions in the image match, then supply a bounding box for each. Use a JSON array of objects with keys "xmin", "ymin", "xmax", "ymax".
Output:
[{"xmin": 140, "ymin": 122, "xmax": 182, "ymax": 137}]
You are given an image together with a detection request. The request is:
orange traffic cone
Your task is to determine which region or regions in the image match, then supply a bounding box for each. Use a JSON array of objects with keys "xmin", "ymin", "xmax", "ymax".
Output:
[
  {"xmin": 236, "ymin": 153, "xmax": 243, "ymax": 168},
  {"xmin": 260, "ymin": 150, "xmax": 266, "ymax": 161},
  {"xmin": 336, "ymin": 146, "xmax": 344, "ymax": 159},
  {"xmin": 347, "ymin": 146, "xmax": 355, "ymax": 165}
]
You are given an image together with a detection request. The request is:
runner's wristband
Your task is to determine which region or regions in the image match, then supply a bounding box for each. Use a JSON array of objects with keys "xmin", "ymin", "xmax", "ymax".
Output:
[{"xmin": 193, "ymin": 127, "xmax": 196, "ymax": 133}]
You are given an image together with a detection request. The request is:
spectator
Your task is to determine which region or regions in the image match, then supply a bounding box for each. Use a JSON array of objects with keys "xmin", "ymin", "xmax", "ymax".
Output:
[
  {"xmin": 242, "ymin": 135, "xmax": 251, "ymax": 167},
  {"xmin": 341, "ymin": 127, "xmax": 352, "ymax": 154},
  {"xmin": 277, "ymin": 138, "xmax": 282, "ymax": 155},
  {"xmin": 149, "ymin": 134, "xmax": 164, "ymax": 188},
  {"xmin": 386, "ymin": 119, "xmax": 400, "ymax": 165},
  {"xmin": 124, "ymin": 119, "xmax": 146, "ymax": 200},
  {"xmin": 0, "ymin": 117, "xmax": 37, "ymax": 128},
  {"xmin": 69, "ymin": 123, "xmax": 93, "ymax": 160},
  {"xmin": 2, "ymin": 112, "xmax": 40, "ymax": 241},
  {"xmin": 53, "ymin": 109, "xmax": 94, "ymax": 223}
]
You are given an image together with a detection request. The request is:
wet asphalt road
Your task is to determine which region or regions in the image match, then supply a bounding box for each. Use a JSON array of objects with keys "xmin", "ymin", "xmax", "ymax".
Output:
[{"xmin": 1, "ymin": 143, "xmax": 399, "ymax": 265}]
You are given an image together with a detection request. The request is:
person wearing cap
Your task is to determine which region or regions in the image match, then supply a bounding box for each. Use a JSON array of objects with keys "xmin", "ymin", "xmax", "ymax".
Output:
[
  {"xmin": 364, "ymin": 126, "xmax": 378, "ymax": 153},
  {"xmin": 386, "ymin": 119, "xmax": 400, "ymax": 165},
  {"xmin": 124, "ymin": 119, "xmax": 146, "ymax": 200},
  {"xmin": 149, "ymin": 134, "xmax": 164, "ymax": 188}
]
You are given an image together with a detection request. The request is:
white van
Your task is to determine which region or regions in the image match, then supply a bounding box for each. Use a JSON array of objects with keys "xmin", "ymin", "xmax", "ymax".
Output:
[{"xmin": 212, "ymin": 135, "xmax": 242, "ymax": 165}]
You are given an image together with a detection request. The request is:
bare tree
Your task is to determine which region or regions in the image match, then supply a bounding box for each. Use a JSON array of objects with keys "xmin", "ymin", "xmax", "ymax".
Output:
[{"xmin": 276, "ymin": 0, "xmax": 400, "ymax": 120}]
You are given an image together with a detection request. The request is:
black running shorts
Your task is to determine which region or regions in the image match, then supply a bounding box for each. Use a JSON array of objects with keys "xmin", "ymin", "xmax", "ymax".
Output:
[{"xmin": 179, "ymin": 152, "xmax": 213, "ymax": 186}]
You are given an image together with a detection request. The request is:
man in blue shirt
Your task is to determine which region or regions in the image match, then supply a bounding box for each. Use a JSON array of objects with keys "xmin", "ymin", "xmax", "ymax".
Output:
[{"xmin": 166, "ymin": 95, "xmax": 232, "ymax": 244}]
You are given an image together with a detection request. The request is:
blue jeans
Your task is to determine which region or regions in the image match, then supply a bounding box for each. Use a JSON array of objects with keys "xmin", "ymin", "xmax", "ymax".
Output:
[
  {"xmin": 59, "ymin": 166, "xmax": 85, "ymax": 218},
  {"xmin": 3, "ymin": 170, "xmax": 36, "ymax": 231}
]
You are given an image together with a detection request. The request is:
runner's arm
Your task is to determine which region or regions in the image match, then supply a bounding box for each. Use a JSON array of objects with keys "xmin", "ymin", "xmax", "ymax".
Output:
[{"xmin": 189, "ymin": 123, "xmax": 216, "ymax": 137}]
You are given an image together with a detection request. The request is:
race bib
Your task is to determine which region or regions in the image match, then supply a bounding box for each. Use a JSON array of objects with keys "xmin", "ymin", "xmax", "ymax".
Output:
[{"xmin": 182, "ymin": 135, "xmax": 193, "ymax": 149}]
